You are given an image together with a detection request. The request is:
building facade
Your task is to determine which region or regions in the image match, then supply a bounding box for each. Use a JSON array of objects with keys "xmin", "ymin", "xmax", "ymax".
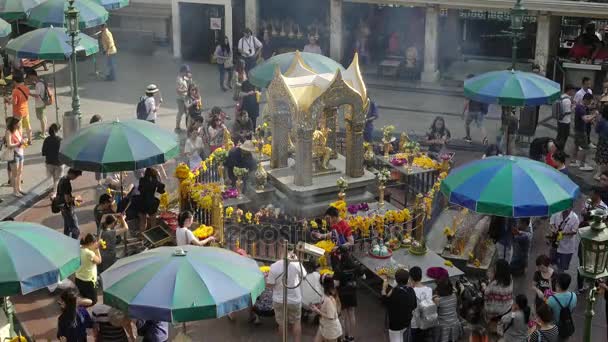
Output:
[{"xmin": 112, "ymin": 0, "xmax": 608, "ymax": 80}]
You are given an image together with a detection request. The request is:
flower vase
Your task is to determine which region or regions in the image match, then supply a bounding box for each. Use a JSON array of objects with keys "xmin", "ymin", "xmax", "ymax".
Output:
[
  {"xmin": 407, "ymin": 153, "xmax": 414, "ymax": 173},
  {"xmin": 364, "ymin": 145, "xmax": 375, "ymax": 170},
  {"xmin": 338, "ymin": 190, "xmax": 346, "ymax": 201},
  {"xmin": 383, "ymin": 142, "xmax": 391, "ymax": 160},
  {"xmin": 218, "ymin": 164, "xmax": 225, "ymax": 184},
  {"xmin": 378, "ymin": 184, "xmax": 385, "ymax": 207},
  {"xmin": 236, "ymin": 177, "xmax": 244, "ymax": 199},
  {"xmin": 255, "ymin": 162, "xmax": 267, "ymax": 191}
]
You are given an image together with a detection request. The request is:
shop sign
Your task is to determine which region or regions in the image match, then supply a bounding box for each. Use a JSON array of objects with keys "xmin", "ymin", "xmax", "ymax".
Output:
[{"xmin": 459, "ymin": 10, "xmax": 536, "ymax": 23}]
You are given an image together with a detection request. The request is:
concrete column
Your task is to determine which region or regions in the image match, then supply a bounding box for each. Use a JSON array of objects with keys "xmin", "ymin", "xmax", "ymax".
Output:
[
  {"xmin": 421, "ymin": 6, "xmax": 440, "ymax": 83},
  {"xmin": 171, "ymin": 0, "xmax": 181, "ymax": 58},
  {"xmin": 245, "ymin": 0, "xmax": 259, "ymax": 34},
  {"xmin": 329, "ymin": 0, "xmax": 343, "ymax": 61},
  {"xmin": 535, "ymin": 14, "xmax": 550, "ymax": 74}
]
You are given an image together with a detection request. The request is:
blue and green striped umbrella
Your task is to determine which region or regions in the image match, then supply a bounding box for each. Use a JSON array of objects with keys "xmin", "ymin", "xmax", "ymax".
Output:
[
  {"xmin": 101, "ymin": 246, "xmax": 266, "ymax": 323},
  {"xmin": 6, "ymin": 27, "xmax": 99, "ymax": 60},
  {"xmin": 94, "ymin": 0, "xmax": 128, "ymax": 10},
  {"xmin": 59, "ymin": 119, "xmax": 179, "ymax": 173},
  {"xmin": 0, "ymin": 0, "xmax": 41, "ymax": 20},
  {"xmin": 27, "ymin": 0, "xmax": 108, "ymax": 29},
  {"xmin": 0, "ymin": 17, "xmax": 11, "ymax": 37},
  {"xmin": 0, "ymin": 221, "xmax": 80, "ymax": 296},
  {"xmin": 464, "ymin": 70, "xmax": 561, "ymax": 106},
  {"xmin": 440, "ymin": 156, "xmax": 580, "ymax": 217}
]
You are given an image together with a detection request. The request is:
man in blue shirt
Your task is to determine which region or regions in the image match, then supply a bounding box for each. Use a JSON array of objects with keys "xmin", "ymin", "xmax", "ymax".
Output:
[{"xmin": 547, "ymin": 273, "xmax": 577, "ymax": 324}]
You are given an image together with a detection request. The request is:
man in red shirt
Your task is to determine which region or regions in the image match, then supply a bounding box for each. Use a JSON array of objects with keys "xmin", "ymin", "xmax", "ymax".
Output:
[{"xmin": 313, "ymin": 206, "xmax": 354, "ymax": 247}]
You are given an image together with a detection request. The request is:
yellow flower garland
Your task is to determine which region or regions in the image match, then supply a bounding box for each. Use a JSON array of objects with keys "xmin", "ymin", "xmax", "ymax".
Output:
[
  {"xmin": 315, "ymin": 240, "xmax": 336, "ymax": 253},
  {"xmin": 193, "ymin": 224, "xmax": 214, "ymax": 239}
]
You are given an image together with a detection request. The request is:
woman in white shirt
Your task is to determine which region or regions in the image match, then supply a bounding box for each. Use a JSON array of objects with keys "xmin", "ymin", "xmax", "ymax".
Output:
[
  {"xmin": 175, "ymin": 210, "xmax": 215, "ymax": 246},
  {"xmin": 184, "ymin": 126, "xmax": 204, "ymax": 167}
]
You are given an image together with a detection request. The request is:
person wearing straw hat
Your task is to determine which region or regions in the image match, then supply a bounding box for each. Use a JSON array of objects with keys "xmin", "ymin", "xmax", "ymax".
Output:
[
  {"xmin": 91, "ymin": 303, "xmax": 135, "ymax": 341},
  {"xmin": 138, "ymin": 84, "xmax": 160, "ymax": 124},
  {"xmin": 225, "ymin": 140, "xmax": 257, "ymax": 187}
]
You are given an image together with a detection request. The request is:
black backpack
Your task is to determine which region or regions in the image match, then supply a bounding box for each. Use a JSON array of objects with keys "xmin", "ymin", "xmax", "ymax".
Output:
[
  {"xmin": 136, "ymin": 96, "xmax": 148, "ymax": 120},
  {"xmin": 553, "ymin": 293, "xmax": 575, "ymax": 338}
]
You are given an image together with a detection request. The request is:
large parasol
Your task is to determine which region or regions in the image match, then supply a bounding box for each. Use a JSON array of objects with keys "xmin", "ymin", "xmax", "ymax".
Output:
[
  {"xmin": 27, "ymin": 0, "xmax": 108, "ymax": 29},
  {"xmin": 101, "ymin": 246, "xmax": 266, "ymax": 323},
  {"xmin": 464, "ymin": 70, "xmax": 561, "ymax": 107},
  {"xmin": 440, "ymin": 156, "xmax": 580, "ymax": 217},
  {"xmin": 58, "ymin": 119, "xmax": 179, "ymax": 173},
  {"xmin": 0, "ymin": 221, "xmax": 80, "ymax": 296}
]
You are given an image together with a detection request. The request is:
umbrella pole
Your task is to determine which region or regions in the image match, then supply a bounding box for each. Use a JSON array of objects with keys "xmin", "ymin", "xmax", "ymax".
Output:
[
  {"xmin": 53, "ymin": 61, "xmax": 59, "ymax": 125},
  {"xmin": 182, "ymin": 322, "xmax": 186, "ymax": 334}
]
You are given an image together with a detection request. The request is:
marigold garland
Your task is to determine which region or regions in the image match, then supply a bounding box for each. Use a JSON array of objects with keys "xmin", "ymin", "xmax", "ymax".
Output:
[{"xmin": 193, "ymin": 224, "xmax": 214, "ymax": 239}]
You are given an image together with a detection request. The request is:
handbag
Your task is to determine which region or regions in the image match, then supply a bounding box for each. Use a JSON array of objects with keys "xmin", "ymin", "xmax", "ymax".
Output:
[
  {"xmin": 224, "ymin": 57, "xmax": 234, "ymax": 69},
  {"xmin": 1, "ymin": 139, "xmax": 12, "ymax": 162}
]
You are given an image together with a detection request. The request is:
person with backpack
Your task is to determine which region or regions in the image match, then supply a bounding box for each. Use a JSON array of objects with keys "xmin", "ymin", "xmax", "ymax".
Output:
[
  {"xmin": 137, "ymin": 84, "xmax": 160, "ymax": 123},
  {"xmin": 409, "ymin": 266, "xmax": 436, "ymax": 341},
  {"xmin": 546, "ymin": 273, "xmax": 577, "ymax": 340},
  {"xmin": 6, "ymin": 71, "xmax": 32, "ymax": 144},
  {"xmin": 27, "ymin": 69, "xmax": 52, "ymax": 139},
  {"xmin": 555, "ymin": 85, "xmax": 577, "ymax": 151},
  {"xmin": 528, "ymin": 304, "xmax": 559, "ymax": 342},
  {"xmin": 381, "ymin": 268, "xmax": 417, "ymax": 342}
]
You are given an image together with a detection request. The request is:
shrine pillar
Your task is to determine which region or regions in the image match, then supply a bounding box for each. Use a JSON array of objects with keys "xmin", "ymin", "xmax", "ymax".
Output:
[
  {"xmin": 294, "ymin": 127, "xmax": 313, "ymax": 186},
  {"xmin": 324, "ymin": 107, "xmax": 338, "ymax": 159},
  {"xmin": 345, "ymin": 116, "xmax": 365, "ymax": 178},
  {"xmin": 270, "ymin": 107, "xmax": 290, "ymax": 169}
]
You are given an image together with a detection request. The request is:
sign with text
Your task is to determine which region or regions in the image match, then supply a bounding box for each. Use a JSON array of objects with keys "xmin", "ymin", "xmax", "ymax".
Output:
[{"xmin": 210, "ymin": 17, "xmax": 222, "ymax": 30}]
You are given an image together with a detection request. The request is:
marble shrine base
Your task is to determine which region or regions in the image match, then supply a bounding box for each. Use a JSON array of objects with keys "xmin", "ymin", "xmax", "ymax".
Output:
[{"xmin": 265, "ymin": 155, "xmax": 376, "ymax": 217}]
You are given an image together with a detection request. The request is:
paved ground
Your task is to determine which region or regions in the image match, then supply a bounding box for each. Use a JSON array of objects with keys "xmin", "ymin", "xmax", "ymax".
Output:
[{"xmin": 2, "ymin": 48, "xmax": 607, "ymax": 341}]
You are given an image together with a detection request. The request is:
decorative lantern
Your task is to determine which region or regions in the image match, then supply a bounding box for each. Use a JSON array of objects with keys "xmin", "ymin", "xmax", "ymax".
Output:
[
  {"xmin": 578, "ymin": 209, "xmax": 608, "ymax": 279},
  {"xmin": 509, "ymin": 0, "xmax": 525, "ymax": 33},
  {"xmin": 65, "ymin": 0, "xmax": 79, "ymax": 34}
]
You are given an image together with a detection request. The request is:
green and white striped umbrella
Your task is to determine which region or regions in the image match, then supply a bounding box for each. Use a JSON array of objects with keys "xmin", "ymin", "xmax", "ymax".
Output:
[
  {"xmin": 0, "ymin": 0, "xmax": 41, "ymax": 20},
  {"xmin": 102, "ymin": 246, "xmax": 266, "ymax": 322},
  {"xmin": 0, "ymin": 17, "xmax": 11, "ymax": 37},
  {"xmin": 59, "ymin": 119, "xmax": 179, "ymax": 173},
  {"xmin": 0, "ymin": 221, "xmax": 80, "ymax": 296},
  {"xmin": 27, "ymin": 0, "xmax": 108, "ymax": 29},
  {"xmin": 6, "ymin": 27, "xmax": 99, "ymax": 60}
]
